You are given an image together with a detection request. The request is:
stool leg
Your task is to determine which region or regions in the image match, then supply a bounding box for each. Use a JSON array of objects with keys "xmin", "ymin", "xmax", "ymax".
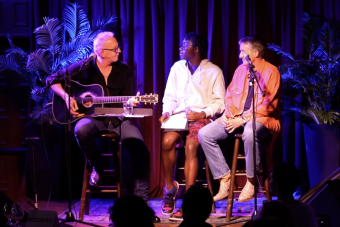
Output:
[
  {"xmin": 204, "ymin": 158, "xmax": 216, "ymax": 213},
  {"xmin": 85, "ymin": 192, "xmax": 90, "ymax": 215},
  {"xmin": 114, "ymin": 150, "xmax": 121, "ymax": 198},
  {"xmin": 80, "ymin": 160, "xmax": 89, "ymax": 221},
  {"xmin": 264, "ymin": 178, "xmax": 271, "ymax": 200},
  {"xmin": 226, "ymin": 138, "xmax": 240, "ymax": 222}
]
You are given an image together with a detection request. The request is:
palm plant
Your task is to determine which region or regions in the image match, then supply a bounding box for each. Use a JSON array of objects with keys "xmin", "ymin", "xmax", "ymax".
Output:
[
  {"xmin": 0, "ymin": 2, "xmax": 118, "ymax": 124},
  {"xmin": 268, "ymin": 12, "xmax": 340, "ymax": 125}
]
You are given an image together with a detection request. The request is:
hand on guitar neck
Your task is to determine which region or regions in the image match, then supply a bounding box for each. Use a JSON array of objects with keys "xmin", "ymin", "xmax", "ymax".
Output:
[{"xmin": 128, "ymin": 92, "xmax": 141, "ymax": 107}]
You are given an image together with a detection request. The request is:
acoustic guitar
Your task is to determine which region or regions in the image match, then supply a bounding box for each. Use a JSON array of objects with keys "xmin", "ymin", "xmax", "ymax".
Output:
[{"xmin": 52, "ymin": 80, "xmax": 158, "ymax": 124}]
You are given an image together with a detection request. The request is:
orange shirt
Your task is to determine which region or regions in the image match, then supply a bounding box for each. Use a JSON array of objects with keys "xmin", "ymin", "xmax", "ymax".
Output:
[{"xmin": 224, "ymin": 59, "xmax": 281, "ymax": 137}]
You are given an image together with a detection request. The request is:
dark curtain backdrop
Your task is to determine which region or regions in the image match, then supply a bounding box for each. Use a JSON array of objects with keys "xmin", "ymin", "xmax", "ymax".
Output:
[{"xmin": 31, "ymin": 0, "xmax": 340, "ymax": 197}]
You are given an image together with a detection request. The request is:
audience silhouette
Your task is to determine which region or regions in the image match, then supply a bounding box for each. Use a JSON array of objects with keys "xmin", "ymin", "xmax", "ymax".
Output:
[
  {"xmin": 254, "ymin": 200, "xmax": 293, "ymax": 226},
  {"xmin": 109, "ymin": 195, "xmax": 155, "ymax": 227},
  {"xmin": 243, "ymin": 217, "xmax": 289, "ymax": 227},
  {"xmin": 179, "ymin": 185, "xmax": 213, "ymax": 227},
  {"xmin": 269, "ymin": 162, "xmax": 318, "ymax": 227}
]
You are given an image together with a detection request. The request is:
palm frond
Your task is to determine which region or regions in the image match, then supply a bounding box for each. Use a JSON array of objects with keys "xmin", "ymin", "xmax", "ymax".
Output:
[
  {"xmin": 302, "ymin": 13, "xmax": 322, "ymax": 56},
  {"xmin": 26, "ymin": 49, "xmax": 53, "ymax": 74},
  {"xmin": 0, "ymin": 54, "xmax": 21, "ymax": 73},
  {"xmin": 89, "ymin": 15, "xmax": 119, "ymax": 40},
  {"xmin": 317, "ymin": 19, "xmax": 340, "ymax": 62},
  {"xmin": 56, "ymin": 33, "xmax": 93, "ymax": 70},
  {"xmin": 29, "ymin": 104, "xmax": 54, "ymax": 125},
  {"xmin": 31, "ymin": 86, "xmax": 46, "ymax": 103},
  {"xmin": 267, "ymin": 43, "xmax": 295, "ymax": 61},
  {"xmin": 63, "ymin": 2, "xmax": 90, "ymax": 40},
  {"xmin": 34, "ymin": 17, "xmax": 63, "ymax": 54}
]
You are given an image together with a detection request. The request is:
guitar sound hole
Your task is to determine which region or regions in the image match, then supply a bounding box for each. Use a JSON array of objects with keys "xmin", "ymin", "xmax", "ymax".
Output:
[{"xmin": 83, "ymin": 96, "xmax": 93, "ymax": 108}]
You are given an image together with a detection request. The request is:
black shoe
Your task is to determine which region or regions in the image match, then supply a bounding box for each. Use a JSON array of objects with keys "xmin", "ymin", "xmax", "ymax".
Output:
[
  {"xmin": 89, "ymin": 167, "xmax": 102, "ymax": 186},
  {"xmin": 169, "ymin": 206, "xmax": 183, "ymax": 222},
  {"xmin": 161, "ymin": 181, "xmax": 179, "ymax": 215},
  {"xmin": 152, "ymin": 215, "xmax": 161, "ymax": 223}
]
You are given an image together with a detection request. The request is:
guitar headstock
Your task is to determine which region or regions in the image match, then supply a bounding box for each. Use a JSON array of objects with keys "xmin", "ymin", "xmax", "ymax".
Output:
[{"xmin": 140, "ymin": 94, "xmax": 158, "ymax": 104}]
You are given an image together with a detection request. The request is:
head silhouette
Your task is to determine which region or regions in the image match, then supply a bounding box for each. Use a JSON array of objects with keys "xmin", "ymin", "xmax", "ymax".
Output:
[
  {"xmin": 182, "ymin": 185, "xmax": 213, "ymax": 223},
  {"xmin": 109, "ymin": 195, "xmax": 155, "ymax": 227}
]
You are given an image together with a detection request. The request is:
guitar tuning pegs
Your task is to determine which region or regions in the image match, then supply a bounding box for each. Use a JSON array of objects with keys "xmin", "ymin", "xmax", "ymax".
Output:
[{"xmin": 150, "ymin": 93, "xmax": 152, "ymax": 95}]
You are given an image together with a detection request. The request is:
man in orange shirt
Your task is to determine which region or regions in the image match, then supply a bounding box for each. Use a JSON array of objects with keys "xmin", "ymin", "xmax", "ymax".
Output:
[{"xmin": 198, "ymin": 36, "xmax": 281, "ymax": 202}]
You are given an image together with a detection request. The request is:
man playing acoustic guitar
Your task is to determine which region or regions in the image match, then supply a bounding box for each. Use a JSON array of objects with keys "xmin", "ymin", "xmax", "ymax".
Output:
[{"xmin": 46, "ymin": 32, "xmax": 155, "ymax": 217}]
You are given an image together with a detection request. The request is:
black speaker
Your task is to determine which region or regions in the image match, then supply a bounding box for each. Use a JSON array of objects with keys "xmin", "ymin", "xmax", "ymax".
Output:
[{"xmin": 300, "ymin": 168, "xmax": 340, "ymax": 227}]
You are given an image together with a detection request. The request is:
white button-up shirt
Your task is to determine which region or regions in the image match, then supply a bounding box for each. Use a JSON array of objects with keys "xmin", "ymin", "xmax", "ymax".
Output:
[{"xmin": 162, "ymin": 59, "xmax": 226, "ymax": 120}]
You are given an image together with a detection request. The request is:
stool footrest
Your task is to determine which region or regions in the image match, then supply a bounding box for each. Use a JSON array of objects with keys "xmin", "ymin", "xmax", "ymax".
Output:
[
  {"xmin": 178, "ymin": 183, "xmax": 208, "ymax": 186},
  {"xmin": 233, "ymin": 189, "xmax": 267, "ymax": 193},
  {"xmin": 101, "ymin": 154, "xmax": 114, "ymax": 158},
  {"xmin": 86, "ymin": 189, "xmax": 118, "ymax": 193}
]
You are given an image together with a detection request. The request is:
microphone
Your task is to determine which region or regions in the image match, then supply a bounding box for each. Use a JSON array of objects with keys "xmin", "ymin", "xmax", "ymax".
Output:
[
  {"xmin": 244, "ymin": 54, "xmax": 255, "ymax": 68},
  {"xmin": 82, "ymin": 53, "xmax": 96, "ymax": 67}
]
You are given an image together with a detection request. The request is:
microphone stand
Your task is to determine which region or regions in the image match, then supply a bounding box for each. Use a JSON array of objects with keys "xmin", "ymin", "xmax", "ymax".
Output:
[
  {"xmin": 59, "ymin": 61, "xmax": 101, "ymax": 227},
  {"xmin": 248, "ymin": 63, "xmax": 264, "ymax": 218}
]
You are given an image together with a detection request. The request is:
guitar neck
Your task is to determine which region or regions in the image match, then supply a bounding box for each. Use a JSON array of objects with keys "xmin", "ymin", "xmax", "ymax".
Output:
[{"xmin": 92, "ymin": 96, "xmax": 135, "ymax": 104}]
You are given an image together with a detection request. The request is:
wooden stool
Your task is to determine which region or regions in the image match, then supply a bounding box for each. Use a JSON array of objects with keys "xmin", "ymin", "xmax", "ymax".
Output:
[
  {"xmin": 79, "ymin": 132, "xmax": 120, "ymax": 221},
  {"xmin": 226, "ymin": 134, "xmax": 271, "ymax": 221},
  {"xmin": 174, "ymin": 142, "xmax": 216, "ymax": 213}
]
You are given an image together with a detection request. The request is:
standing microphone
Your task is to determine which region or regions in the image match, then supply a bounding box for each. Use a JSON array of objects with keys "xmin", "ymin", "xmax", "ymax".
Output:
[
  {"xmin": 82, "ymin": 53, "xmax": 96, "ymax": 67},
  {"xmin": 244, "ymin": 54, "xmax": 255, "ymax": 68}
]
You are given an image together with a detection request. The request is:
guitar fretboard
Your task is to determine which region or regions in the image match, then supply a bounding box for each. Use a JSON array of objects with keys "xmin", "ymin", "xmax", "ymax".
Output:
[{"xmin": 91, "ymin": 96, "xmax": 135, "ymax": 104}]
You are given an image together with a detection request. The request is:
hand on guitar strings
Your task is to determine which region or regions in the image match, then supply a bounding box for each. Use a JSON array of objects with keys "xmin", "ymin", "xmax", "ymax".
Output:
[{"xmin": 66, "ymin": 97, "xmax": 80, "ymax": 118}]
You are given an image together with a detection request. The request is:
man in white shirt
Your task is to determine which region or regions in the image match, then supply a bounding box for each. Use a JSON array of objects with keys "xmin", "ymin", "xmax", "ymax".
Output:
[{"xmin": 159, "ymin": 32, "xmax": 226, "ymax": 221}]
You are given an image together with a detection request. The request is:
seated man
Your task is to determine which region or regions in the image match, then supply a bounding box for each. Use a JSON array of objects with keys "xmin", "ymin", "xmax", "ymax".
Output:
[
  {"xmin": 159, "ymin": 32, "xmax": 225, "ymax": 221},
  {"xmin": 198, "ymin": 36, "xmax": 281, "ymax": 202},
  {"xmin": 46, "ymin": 32, "xmax": 156, "ymax": 219},
  {"xmin": 269, "ymin": 163, "xmax": 318, "ymax": 227}
]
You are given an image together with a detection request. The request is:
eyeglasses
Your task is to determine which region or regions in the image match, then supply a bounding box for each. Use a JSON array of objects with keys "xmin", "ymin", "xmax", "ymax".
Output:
[
  {"xmin": 102, "ymin": 46, "xmax": 121, "ymax": 53},
  {"xmin": 179, "ymin": 45, "xmax": 193, "ymax": 50}
]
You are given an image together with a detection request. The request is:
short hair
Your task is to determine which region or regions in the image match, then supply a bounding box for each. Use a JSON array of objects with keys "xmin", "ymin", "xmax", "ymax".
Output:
[
  {"xmin": 184, "ymin": 32, "xmax": 208, "ymax": 59},
  {"xmin": 93, "ymin": 31, "xmax": 114, "ymax": 55},
  {"xmin": 239, "ymin": 36, "xmax": 266, "ymax": 57},
  {"xmin": 182, "ymin": 186, "xmax": 213, "ymax": 222},
  {"xmin": 109, "ymin": 195, "xmax": 155, "ymax": 227},
  {"xmin": 271, "ymin": 162, "xmax": 300, "ymax": 194}
]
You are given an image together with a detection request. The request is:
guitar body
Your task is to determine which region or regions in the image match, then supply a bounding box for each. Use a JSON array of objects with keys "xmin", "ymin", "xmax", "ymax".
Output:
[{"xmin": 52, "ymin": 81, "xmax": 105, "ymax": 124}]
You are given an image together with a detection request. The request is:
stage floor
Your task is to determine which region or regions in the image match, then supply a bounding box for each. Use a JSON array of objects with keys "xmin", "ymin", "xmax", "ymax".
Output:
[{"xmin": 14, "ymin": 196, "xmax": 267, "ymax": 226}]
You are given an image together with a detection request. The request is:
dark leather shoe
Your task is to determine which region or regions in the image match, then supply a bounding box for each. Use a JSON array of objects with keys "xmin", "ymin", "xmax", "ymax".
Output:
[
  {"xmin": 89, "ymin": 167, "xmax": 102, "ymax": 186},
  {"xmin": 152, "ymin": 215, "xmax": 160, "ymax": 223}
]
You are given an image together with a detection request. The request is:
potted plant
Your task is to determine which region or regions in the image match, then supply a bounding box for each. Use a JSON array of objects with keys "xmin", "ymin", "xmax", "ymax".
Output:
[
  {"xmin": 268, "ymin": 12, "xmax": 340, "ymax": 189},
  {"xmin": 0, "ymin": 2, "xmax": 119, "ymax": 199},
  {"xmin": 0, "ymin": 2, "xmax": 118, "ymax": 124}
]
